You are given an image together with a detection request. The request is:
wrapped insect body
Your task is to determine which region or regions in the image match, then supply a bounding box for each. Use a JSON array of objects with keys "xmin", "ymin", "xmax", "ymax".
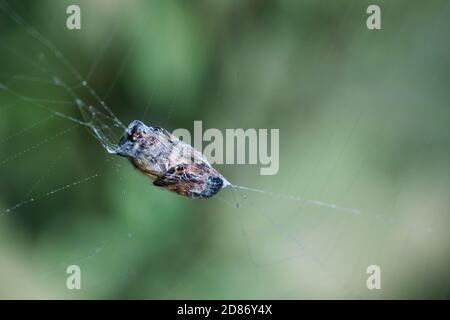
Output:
[{"xmin": 117, "ymin": 120, "xmax": 230, "ymax": 199}]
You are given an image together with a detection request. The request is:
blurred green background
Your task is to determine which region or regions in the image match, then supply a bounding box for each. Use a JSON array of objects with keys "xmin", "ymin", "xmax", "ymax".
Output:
[{"xmin": 0, "ymin": 0, "xmax": 449, "ymax": 299}]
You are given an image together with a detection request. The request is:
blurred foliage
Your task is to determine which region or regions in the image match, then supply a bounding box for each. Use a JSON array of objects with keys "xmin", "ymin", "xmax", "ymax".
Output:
[{"xmin": 0, "ymin": 0, "xmax": 449, "ymax": 299}]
